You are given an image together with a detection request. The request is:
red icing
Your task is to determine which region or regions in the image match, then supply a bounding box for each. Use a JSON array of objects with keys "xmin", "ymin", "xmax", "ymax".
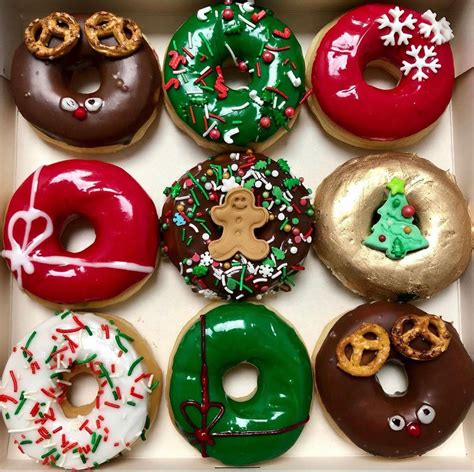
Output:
[
  {"xmin": 2, "ymin": 160, "xmax": 159, "ymax": 305},
  {"xmin": 311, "ymin": 4, "xmax": 454, "ymax": 141}
]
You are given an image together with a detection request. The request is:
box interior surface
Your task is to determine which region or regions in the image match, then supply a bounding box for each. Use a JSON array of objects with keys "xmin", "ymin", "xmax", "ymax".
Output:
[{"xmin": 0, "ymin": 0, "xmax": 472, "ymax": 470}]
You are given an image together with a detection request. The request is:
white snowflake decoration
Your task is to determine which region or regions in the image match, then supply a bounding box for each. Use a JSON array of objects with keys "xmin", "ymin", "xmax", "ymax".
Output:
[
  {"xmin": 400, "ymin": 45, "xmax": 441, "ymax": 81},
  {"xmin": 419, "ymin": 10, "xmax": 454, "ymax": 45},
  {"xmin": 376, "ymin": 6, "xmax": 417, "ymax": 46},
  {"xmin": 221, "ymin": 176, "xmax": 239, "ymax": 193},
  {"xmin": 258, "ymin": 265, "xmax": 274, "ymax": 278},
  {"xmin": 200, "ymin": 251, "xmax": 213, "ymax": 266}
]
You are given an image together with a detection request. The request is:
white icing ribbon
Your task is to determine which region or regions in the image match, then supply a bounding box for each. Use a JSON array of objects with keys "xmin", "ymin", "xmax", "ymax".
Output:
[
  {"xmin": 287, "ymin": 70, "xmax": 302, "ymax": 87},
  {"xmin": 223, "ymin": 127, "xmax": 240, "ymax": 144},
  {"xmin": 1, "ymin": 167, "xmax": 154, "ymax": 289}
]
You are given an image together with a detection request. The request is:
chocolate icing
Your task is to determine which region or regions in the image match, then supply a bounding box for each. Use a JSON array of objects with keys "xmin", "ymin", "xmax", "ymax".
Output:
[
  {"xmin": 161, "ymin": 152, "xmax": 314, "ymax": 300},
  {"xmin": 316, "ymin": 302, "xmax": 473, "ymax": 458},
  {"xmin": 10, "ymin": 13, "xmax": 161, "ymax": 148}
]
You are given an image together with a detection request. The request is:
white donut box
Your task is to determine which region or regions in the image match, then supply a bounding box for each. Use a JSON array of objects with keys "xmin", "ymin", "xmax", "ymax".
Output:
[{"xmin": 0, "ymin": 0, "xmax": 472, "ymax": 470}]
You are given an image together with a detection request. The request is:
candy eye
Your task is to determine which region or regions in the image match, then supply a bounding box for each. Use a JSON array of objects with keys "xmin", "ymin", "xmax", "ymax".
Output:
[
  {"xmin": 388, "ymin": 415, "xmax": 405, "ymax": 431},
  {"xmin": 84, "ymin": 97, "xmax": 103, "ymax": 112},
  {"xmin": 60, "ymin": 97, "xmax": 79, "ymax": 112},
  {"xmin": 417, "ymin": 405, "xmax": 436, "ymax": 424}
]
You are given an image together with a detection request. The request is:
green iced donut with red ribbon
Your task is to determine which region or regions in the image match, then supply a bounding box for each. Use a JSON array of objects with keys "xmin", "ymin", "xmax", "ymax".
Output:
[
  {"xmin": 163, "ymin": 1, "xmax": 307, "ymax": 151},
  {"xmin": 167, "ymin": 302, "xmax": 313, "ymax": 465}
]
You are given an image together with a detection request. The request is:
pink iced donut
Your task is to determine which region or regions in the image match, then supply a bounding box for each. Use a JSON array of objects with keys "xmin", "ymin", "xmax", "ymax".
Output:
[
  {"xmin": 306, "ymin": 4, "xmax": 455, "ymax": 148},
  {"xmin": 1, "ymin": 160, "xmax": 159, "ymax": 307}
]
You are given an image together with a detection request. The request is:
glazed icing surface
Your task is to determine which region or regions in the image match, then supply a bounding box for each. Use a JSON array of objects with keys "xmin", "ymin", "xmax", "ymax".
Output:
[
  {"xmin": 316, "ymin": 302, "xmax": 474, "ymax": 457},
  {"xmin": 164, "ymin": 2, "xmax": 306, "ymax": 147},
  {"xmin": 169, "ymin": 303, "xmax": 313, "ymax": 465},
  {"xmin": 10, "ymin": 14, "xmax": 161, "ymax": 148},
  {"xmin": 1, "ymin": 160, "xmax": 158, "ymax": 305},
  {"xmin": 0, "ymin": 311, "xmax": 158, "ymax": 469},
  {"xmin": 311, "ymin": 4, "xmax": 454, "ymax": 141}
]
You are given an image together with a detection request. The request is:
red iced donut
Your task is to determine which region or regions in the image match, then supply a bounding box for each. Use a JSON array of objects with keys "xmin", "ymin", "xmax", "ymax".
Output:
[
  {"xmin": 1, "ymin": 160, "xmax": 159, "ymax": 307},
  {"xmin": 306, "ymin": 4, "xmax": 455, "ymax": 148}
]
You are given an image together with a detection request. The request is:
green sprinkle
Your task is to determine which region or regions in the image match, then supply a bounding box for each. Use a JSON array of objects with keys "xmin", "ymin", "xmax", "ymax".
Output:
[
  {"xmin": 150, "ymin": 381, "xmax": 159, "ymax": 391},
  {"xmin": 186, "ymin": 236, "xmax": 193, "ymax": 246},
  {"xmin": 20, "ymin": 440, "xmax": 32, "ymax": 445},
  {"xmin": 145, "ymin": 415, "xmax": 151, "ymax": 429},
  {"xmin": 201, "ymin": 85, "xmax": 214, "ymax": 92},
  {"xmin": 80, "ymin": 454, "xmax": 87, "ymax": 464},
  {"xmin": 5, "ymin": 413, "xmax": 10, "ymax": 420},
  {"xmin": 198, "ymin": 32, "xmax": 214, "ymax": 57},
  {"xmin": 50, "ymin": 372, "xmax": 62, "ymax": 379},
  {"xmin": 181, "ymin": 228, "xmax": 186, "ymax": 242},
  {"xmin": 117, "ymin": 330, "xmax": 134, "ymax": 342},
  {"xmin": 77, "ymin": 353, "xmax": 97, "ymax": 365},
  {"xmin": 41, "ymin": 448, "xmax": 57, "ymax": 459},
  {"xmin": 115, "ymin": 335, "xmax": 128, "ymax": 354},
  {"xmin": 239, "ymin": 265, "xmax": 246, "ymax": 290},
  {"xmin": 198, "ymin": 222, "xmax": 212, "ymax": 234},
  {"xmin": 127, "ymin": 401, "xmax": 137, "ymax": 407},
  {"xmin": 91, "ymin": 432, "xmax": 97, "ymax": 444},
  {"xmin": 45, "ymin": 346, "xmax": 58, "ymax": 364},
  {"xmin": 128, "ymin": 356, "xmax": 144, "ymax": 376},
  {"xmin": 112, "ymin": 390, "xmax": 118, "ymax": 400},
  {"xmin": 187, "ymin": 173, "xmax": 209, "ymax": 200},
  {"xmin": 93, "ymin": 462, "xmax": 100, "ymax": 468},
  {"xmin": 99, "ymin": 364, "xmax": 114, "ymax": 388},
  {"xmin": 14, "ymin": 396, "xmax": 26, "ymax": 415},
  {"xmin": 93, "ymin": 435, "xmax": 103, "ymax": 453},
  {"xmin": 108, "ymin": 319, "xmax": 115, "ymax": 325},
  {"xmin": 25, "ymin": 331, "xmax": 37, "ymax": 350},
  {"xmin": 190, "ymin": 188, "xmax": 200, "ymax": 205},
  {"xmin": 85, "ymin": 326, "xmax": 93, "ymax": 336},
  {"xmin": 279, "ymin": 218, "xmax": 289, "ymax": 230}
]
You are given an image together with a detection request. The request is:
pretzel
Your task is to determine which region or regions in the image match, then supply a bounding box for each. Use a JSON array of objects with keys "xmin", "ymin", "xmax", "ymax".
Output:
[
  {"xmin": 336, "ymin": 323, "xmax": 390, "ymax": 377},
  {"xmin": 84, "ymin": 11, "xmax": 142, "ymax": 58},
  {"xmin": 391, "ymin": 314, "xmax": 451, "ymax": 361},
  {"xmin": 24, "ymin": 12, "xmax": 80, "ymax": 59}
]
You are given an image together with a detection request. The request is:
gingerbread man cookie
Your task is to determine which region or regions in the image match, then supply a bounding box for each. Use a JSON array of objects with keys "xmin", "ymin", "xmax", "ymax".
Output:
[{"xmin": 209, "ymin": 188, "xmax": 269, "ymax": 261}]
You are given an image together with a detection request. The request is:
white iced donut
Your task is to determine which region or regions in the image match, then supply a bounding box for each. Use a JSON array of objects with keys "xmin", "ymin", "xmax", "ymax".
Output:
[{"xmin": 0, "ymin": 311, "xmax": 161, "ymax": 469}]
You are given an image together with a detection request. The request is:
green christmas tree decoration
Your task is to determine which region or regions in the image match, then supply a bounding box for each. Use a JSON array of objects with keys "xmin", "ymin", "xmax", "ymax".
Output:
[{"xmin": 363, "ymin": 177, "xmax": 429, "ymax": 260}]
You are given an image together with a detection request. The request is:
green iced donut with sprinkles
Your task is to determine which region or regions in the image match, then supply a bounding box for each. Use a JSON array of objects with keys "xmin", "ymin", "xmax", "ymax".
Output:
[
  {"xmin": 163, "ymin": 1, "xmax": 307, "ymax": 151},
  {"xmin": 167, "ymin": 302, "xmax": 313, "ymax": 465}
]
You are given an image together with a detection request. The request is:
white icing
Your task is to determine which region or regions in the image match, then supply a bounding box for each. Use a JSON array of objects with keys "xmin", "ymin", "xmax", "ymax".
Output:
[
  {"xmin": 400, "ymin": 45, "xmax": 441, "ymax": 81},
  {"xmin": 238, "ymin": 14, "xmax": 256, "ymax": 29},
  {"xmin": 419, "ymin": 10, "xmax": 454, "ymax": 45},
  {"xmin": 241, "ymin": 1, "xmax": 255, "ymax": 13},
  {"xmin": 1, "ymin": 167, "xmax": 155, "ymax": 290},
  {"xmin": 221, "ymin": 176, "xmax": 240, "ymax": 193},
  {"xmin": 223, "ymin": 127, "xmax": 240, "ymax": 144},
  {"xmin": 287, "ymin": 70, "xmax": 302, "ymax": 88},
  {"xmin": 249, "ymin": 89, "xmax": 264, "ymax": 106},
  {"xmin": 197, "ymin": 6, "xmax": 212, "ymax": 21},
  {"xmin": 376, "ymin": 6, "xmax": 417, "ymax": 46},
  {"xmin": 0, "ymin": 312, "xmax": 152, "ymax": 469}
]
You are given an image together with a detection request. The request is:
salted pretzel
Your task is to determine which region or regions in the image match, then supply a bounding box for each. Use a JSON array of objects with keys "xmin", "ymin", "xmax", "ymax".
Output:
[
  {"xmin": 336, "ymin": 323, "xmax": 390, "ymax": 377},
  {"xmin": 24, "ymin": 12, "xmax": 80, "ymax": 59},
  {"xmin": 84, "ymin": 11, "xmax": 142, "ymax": 58},
  {"xmin": 391, "ymin": 314, "xmax": 451, "ymax": 361}
]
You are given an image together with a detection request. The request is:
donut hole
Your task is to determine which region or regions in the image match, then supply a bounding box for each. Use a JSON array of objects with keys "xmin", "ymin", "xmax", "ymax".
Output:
[
  {"xmin": 62, "ymin": 369, "xmax": 100, "ymax": 418},
  {"xmin": 375, "ymin": 361, "xmax": 408, "ymax": 397},
  {"xmin": 364, "ymin": 60, "xmax": 401, "ymax": 90},
  {"xmin": 222, "ymin": 60, "xmax": 251, "ymax": 91},
  {"xmin": 223, "ymin": 362, "xmax": 259, "ymax": 402},
  {"xmin": 70, "ymin": 65, "xmax": 101, "ymax": 94},
  {"xmin": 60, "ymin": 215, "xmax": 96, "ymax": 253}
]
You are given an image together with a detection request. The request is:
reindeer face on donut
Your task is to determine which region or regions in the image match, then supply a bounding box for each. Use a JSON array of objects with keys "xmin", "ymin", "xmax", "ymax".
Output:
[
  {"xmin": 11, "ymin": 11, "xmax": 161, "ymax": 149},
  {"xmin": 316, "ymin": 302, "xmax": 474, "ymax": 458}
]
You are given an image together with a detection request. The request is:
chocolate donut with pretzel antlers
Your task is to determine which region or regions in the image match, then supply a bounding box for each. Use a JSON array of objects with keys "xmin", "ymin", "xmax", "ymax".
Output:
[
  {"xmin": 10, "ymin": 12, "xmax": 161, "ymax": 153},
  {"xmin": 315, "ymin": 302, "xmax": 473, "ymax": 458}
]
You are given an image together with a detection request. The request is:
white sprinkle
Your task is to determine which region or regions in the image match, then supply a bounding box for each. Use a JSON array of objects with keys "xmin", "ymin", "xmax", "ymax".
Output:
[
  {"xmin": 287, "ymin": 70, "xmax": 302, "ymax": 87},
  {"xmin": 225, "ymin": 43, "xmax": 238, "ymax": 66},
  {"xmin": 271, "ymin": 170, "xmax": 279, "ymax": 177},
  {"xmin": 173, "ymin": 69, "xmax": 187, "ymax": 75},
  {"xmin": 230, "ymin": 102, "xmax": 250, "ymax": 111},
  {"xmin": 249, "ymin": 90, "xmax": 264, "ymax": 106},
  {"xmin": 202, "ymin": 120, "xmax": 218, "ymax": 137},
  {"xmin": 278, "ymin": 213, "xmax": 285, "ymax": 221},
  {"xmin": 9, "ymin": 426, "xmax": 37, "ymax": 433},
  {"xmin": 239, "ymin": 14, "xmax": 256, "ymax": 29},
  {"xmin": 189, "ymin": 224, "xmax": 199, "ymax": 233},
  {"xmin": 188, "ymin": 32, "xmax": 193, "ymax": 49},
  {"xmin": 205, "ymin": 182, "xmax": 213, "ymax": 190},
  {"xmin": 224, "ymin": 127, "xmax": 240, "ymax": 144},
  {"xmin": 231, "ymin": 164, "xmax": 238, "ymax": 171},
  {"xmin": 255, "ymin": 181, "xmax": 262, "ymax": 188},
  {"xmin": 204, "ymin": 104, "xmax": 209, "ymax": 119},
  {"xmin": 273, "ymin": 95, "xmax": 278, "ymax": 108},
  {"xmin": 265, "ymin": 183, "xmax": 272, "ymax": 191},
  {"xmin": 290, "ymin": 247, "xmax": 298, "ymax": 254},
  {"xmin": 197, "ymin": 6, "xmax": 212, "ymax": 21},
  {"xmin": 202, "ymin": 233, "xmax": 210, "ymax": 241},
  {"xmin": 253, "ymin": 278, "xmax": 268, "ymax": 284}
]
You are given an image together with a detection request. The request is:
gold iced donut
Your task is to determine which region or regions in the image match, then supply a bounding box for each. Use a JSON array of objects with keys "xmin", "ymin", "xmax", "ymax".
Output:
[{"xmin": 313, "ymin": 153, "xmax": 472, "ymax": 301}]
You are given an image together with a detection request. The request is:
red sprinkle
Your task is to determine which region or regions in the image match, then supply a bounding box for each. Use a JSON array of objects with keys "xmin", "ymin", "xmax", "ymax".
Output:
[
  {"xmin": 265, "ymin": 44, "xmax": 291, "ymax": 52},
  {"xmin": 104, "ymin": 401, "xmax": 120, "ymax": 409},
  {"xmin": 266, "ymin": 86, "xmax": 289, "ymax": 100},
  {"xmin": 9, "ymin": 370, "xmax": 18, "ymax": 392},
  {"xmin": 40, "ymin": 388, "xmax": 56, "ymax": 399},
  {"xmin": 0, "ymin": 394, "xmax": 18, "ymax": 404},
  {"xmin": 182, "ymin": 47, "xmax": 195, "ymax": 59},
  {"xmin": 164, "ymin": 78, "xmax": 180, "ymax": 91},
  {"xmin": 299, "ymin": 88, "xmax": 313, "ymax": 105}
]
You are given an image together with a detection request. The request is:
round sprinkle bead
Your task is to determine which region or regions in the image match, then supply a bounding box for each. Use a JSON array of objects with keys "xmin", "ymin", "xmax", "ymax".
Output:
[
  {"xmin": 260, "ymin": 117, "xmax": 271, "ymax": 128},
  {"xmin": 262, "ymin": 51, "xmax": 275, "ymax": 63},
  {"xmin": 222, "ymin": 8, "xmax": 234, "ymax": 21},
  {"xmin": 402, "ymin": 205, "xmax": 416, "ymax": 218},
  {"xmin": 379, "ymin": 235, "xmax": 386, "ymax": 242},
  {"xmin": 209, "ymin": 129, "xmax": 221, "ymax": 140},
  {"xmin": 284, "ymin": 107, "xmax": 296, "ymax": 118}
]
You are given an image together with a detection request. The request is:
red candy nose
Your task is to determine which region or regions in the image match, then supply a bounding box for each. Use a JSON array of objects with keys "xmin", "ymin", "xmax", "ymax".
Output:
[
  {"xmin": 73, "ymin": 106, "xmax": 87, "ymax": 121},
  {"xmin": 406, "ymin": 422, "xmax": 422, "ymax": 438}
]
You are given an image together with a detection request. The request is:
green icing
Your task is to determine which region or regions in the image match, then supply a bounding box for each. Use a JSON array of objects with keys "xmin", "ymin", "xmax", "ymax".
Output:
[
  {"xmin": 169, "ymin": 303, "xmax": 313, "ymax": 465},
  {"xmin": 163, "ymin": 3, "xmax": 306, "ymax": 147},
  {"xmin": 363, "ymin": 178, "xmax": 429, "ymax": 260}
]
